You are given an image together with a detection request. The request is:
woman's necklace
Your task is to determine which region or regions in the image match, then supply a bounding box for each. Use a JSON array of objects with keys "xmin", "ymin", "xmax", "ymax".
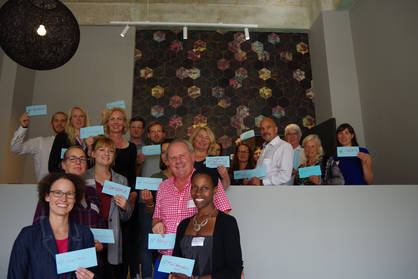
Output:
[{"xmin": 193, "ymin": 208, "xmax": 217, "ymax": 232}]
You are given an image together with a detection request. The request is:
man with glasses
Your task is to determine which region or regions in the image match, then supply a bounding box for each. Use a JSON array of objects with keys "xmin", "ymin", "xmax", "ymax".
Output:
[
  {"xmin": 10, "ymin": 111, "xmax": 68, "ymax": 182},
  {"xmin": 284, "ymin": 123, "xmax": 306, "ymax": 184}
]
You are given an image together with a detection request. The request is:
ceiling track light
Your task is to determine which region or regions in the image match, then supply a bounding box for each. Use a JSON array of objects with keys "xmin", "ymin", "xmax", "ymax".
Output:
[
  {"xmin": 244, "ymin": 27, "xmax": 250, "ymax": 40},
  {"xmin": 183, "ymin": 26, "xmax": 187, "ymax": 40},
  {"xmin": 120, "ymin": 25, "xmax": 130, "ymax": 37}
]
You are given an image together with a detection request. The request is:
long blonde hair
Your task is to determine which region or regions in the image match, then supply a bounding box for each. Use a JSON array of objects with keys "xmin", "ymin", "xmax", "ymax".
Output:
[
  {"xmin": 65, "ymin": 107, "xmax": 90, "ymax": 145},
  {"xmin": 102, "ymin": 107, "xmax": 129, "ymax": 135},
  {"xmin": 189, "ymin": 126, "xmax": 217, "ymax": 156}
]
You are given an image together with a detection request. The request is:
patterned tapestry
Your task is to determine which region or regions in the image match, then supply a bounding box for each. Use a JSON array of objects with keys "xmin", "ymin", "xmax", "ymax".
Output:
[{"xmin": 133, "ymin": 30, "xmax": 315, "ymax": 154}]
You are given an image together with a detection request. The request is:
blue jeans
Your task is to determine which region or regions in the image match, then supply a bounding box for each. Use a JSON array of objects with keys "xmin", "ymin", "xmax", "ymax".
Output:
[
  {"xmin": 153, "ymin": 258, "xmax": 169, "ymax": 279},
  {"xmin": 138, "ymin": 202, "xmax": 154, "ymax": 278}
]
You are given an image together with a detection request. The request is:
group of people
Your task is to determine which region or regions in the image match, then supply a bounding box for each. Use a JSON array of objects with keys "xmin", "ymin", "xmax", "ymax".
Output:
[{"xmin": 8, "ymin": 104, "xmax": 374, "ymax": 279}]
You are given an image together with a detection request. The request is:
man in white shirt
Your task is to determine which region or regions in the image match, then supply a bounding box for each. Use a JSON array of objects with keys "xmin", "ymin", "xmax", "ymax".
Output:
[
  {"xmin": 10, "ymin": 111, "xmax": 68, "ymax": 182},
  {"xmin": 284, "ymin": 123, "xmax": 306, "ymax": 184},
  {"xmin": 256, "ymin": 117, "xmax": 294, "ymax": 185}
]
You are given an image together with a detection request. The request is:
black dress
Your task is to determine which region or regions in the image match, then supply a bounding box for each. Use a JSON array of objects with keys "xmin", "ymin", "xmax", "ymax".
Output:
[{"xmin": 112, "ymin": 142, "xmax": 137, "ymax": 189}]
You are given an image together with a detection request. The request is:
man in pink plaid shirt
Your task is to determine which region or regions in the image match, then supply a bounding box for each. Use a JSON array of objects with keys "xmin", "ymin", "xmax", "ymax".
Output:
[{"xmin": 152, "ymin": 139, "xmax": 231, "ymax": 279}]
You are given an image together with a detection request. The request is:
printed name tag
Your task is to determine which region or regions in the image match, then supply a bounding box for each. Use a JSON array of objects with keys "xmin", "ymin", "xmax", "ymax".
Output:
[
  {"xmin": 55, "ymin": 247, "xmax": 97, "ymax": 274},
  {"xmin": 298, "ymin": 165, "xmax": 322, "ymax": 179},
  {"xmin": 106, "ymin": 100, "xmax": 126, "ymax": 109},
  {"xmin": 191, "ymin": 237, "xmax": 205, "ymax": 247},
  {"xmin": 26, "ymin": 105, "xmax": 47, "ymax": 116},
  {"xmin": 80, "ymin": 126, "xmax": 104, "ymax": 139},
  {"xmin": 187, "ymin": 199, "xmax": 196, "ymax": 208},
  {"xmin": 142, "ymin": 145, "xmax": 161, "ymax": 156},
  {"xmin": 90, "ymin": 203, "xmax": 100, "ymax": 214},
  {"xmin": 240, "ymin": 130, "xmax": 255, "ymax": 141},
  {"xmin": 205, "ymin": 156, "xmax": 230, "ymax": 168},
  {"xmin": 337, "ymin": 146, "xmax": 360, "ymax": 157},
  {"xmin": 102, "ymin": 180, "xmax": 131, "ymax": 200}
]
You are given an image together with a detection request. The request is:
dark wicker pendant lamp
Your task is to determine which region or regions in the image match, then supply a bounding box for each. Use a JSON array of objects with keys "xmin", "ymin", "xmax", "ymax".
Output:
[{"xmin": 0, "ymin": 0, "xmax": 80, "ymax": 70}]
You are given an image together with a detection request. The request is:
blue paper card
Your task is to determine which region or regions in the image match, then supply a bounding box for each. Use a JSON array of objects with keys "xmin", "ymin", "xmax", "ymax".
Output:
[
  {"xmin": 90, "ymin": 229, "xmax": 115, "ymax": 244},
  {"xmin": 26, "ymin": 105, "xmax": 47, "ymax": 116},
  {"xmin": 233, "ymin": 167, "xmax": 267, "ymax": 180},
  {"xmin": 298, "ymin": 165, "xmax": 322, "ymax": 179},
  {"xmin": 60, "ymin": 148, "xmax": 68, "ymax": 159},
  {"xmin": 205, "ymin": 156, "xmax": 230, "ymax": 168},
  {"xmin": 158, "ymin": 255, "xmax": 195, "ymax": 277},
  {"xmin": 102, "ymin": 180, "xmax": 130, "ymax": 200},
  {"xmin": 293, "ymin": 149, "xmax": 300, "ymax": 169},
  {"xmin": 135, "ymin": 177, "xmax": 163, "ymax": 191},
  {"xmin": 337, "ymin": 146, "xmax": 360, "ymax": 157},
  {"xmin": 148, "ymin": 233, "xmax": 176, "ymax": 250},
  {"xmin": 142, "ymin": 145, "xmax": 161, "ymax": 156},
  {"xmin": 55, "ymin": 247, "xmax": 97, "ymax": 274},
  {"xmin": 240, "ymin": 130, "xmax": 255, "ymax": 141},
  {"xmin": 106, "ymin": 100, "xmax": 126, "ymax": 109},
  {"xmin": 80, "ymin": 126, "xmax": 104, "ymax": 139}
]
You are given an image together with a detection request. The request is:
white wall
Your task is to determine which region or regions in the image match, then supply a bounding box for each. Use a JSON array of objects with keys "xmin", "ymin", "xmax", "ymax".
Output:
[
  {"xmin": 309, "ymin": 11, "xmax": 365, "ymax": 145},
  {"xmin": 2, "ymin": 185, "xmax": 418, "ymax": 279},
  {"xmin": 0, "ymin": 26, "xmax": 136, "ymax": 183},
  {"xmin": 349, "ymin": 0, "xmax": 418, "ymax": 184}
]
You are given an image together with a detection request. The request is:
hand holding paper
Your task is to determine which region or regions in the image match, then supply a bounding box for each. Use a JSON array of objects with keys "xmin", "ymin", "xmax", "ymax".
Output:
[
  {"xmin": 158, "ymin": 255, "xmax": 195, "ymax": 277},
  {"xmin": 148, "ymin": 233, "xmax": 176, "ymax": 250},
  {"xmin": 205, "ymin": 156, "xmax": 230, "ymax": 168},
  {"xmin": 55, "ymin": 247, "xmax": 97, "ymax": 274},
  {"xmin": 136, "ymin": 177, "xmax": 162, "ymax": 191}
]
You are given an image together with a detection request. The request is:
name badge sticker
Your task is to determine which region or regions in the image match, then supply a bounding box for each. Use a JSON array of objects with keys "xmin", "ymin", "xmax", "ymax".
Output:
[
  {"xmin": 191, "ymin": 237, "xmax": 205, "ymax": 247},
  {"xmin": 187, "ymin": 199, "xmax": 196, "ymax": 208}
]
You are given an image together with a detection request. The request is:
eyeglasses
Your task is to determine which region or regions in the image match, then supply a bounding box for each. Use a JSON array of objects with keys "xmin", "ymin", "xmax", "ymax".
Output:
[
  {"xmin": 65, "ymin": 156, "xmax": 88, "ymax": 163},
  {"xmin": 49, "ymin": 190, "xmax": 76, "ymax": 199}
]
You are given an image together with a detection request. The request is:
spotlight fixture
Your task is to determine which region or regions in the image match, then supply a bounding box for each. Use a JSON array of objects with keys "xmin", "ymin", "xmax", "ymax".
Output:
[
  {"xmin": 183, "ymin": 26, "xmax": 187, "ymax": 40},
  {"xmin": 244, "ymin": 27, "xmax": 250, "ymax": 40},
  {"xmin": 120, "ymin": 25, "xmax": 130, "ymax": 37}
]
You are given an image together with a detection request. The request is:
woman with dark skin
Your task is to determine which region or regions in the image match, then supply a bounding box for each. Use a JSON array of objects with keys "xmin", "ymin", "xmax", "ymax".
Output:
[{"xmin": 169, "ymin": 168, "xmax": 243, "ymax": 279}]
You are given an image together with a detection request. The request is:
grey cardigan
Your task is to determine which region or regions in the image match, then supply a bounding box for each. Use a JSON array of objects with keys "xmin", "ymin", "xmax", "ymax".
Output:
[{"xmin": 84, "ymin": 168, "xmax": 132, "ymax": 265}]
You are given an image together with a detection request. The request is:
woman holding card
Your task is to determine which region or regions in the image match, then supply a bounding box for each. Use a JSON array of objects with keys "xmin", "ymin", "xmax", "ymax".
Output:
[
  {"xmin": 49, "ymin": 106, "xmax": 90, "ymax": 173},
  {"xmin": 229, "ymin": 142, "xmax": 260, "ymax": 186},
  {"xmin": 169, "ymin": 167, "xmax": 243, "ymax": 279},
  {"xmin": 333, "ymin": 123, "xmax": 374, "ymax": 185},
  {"xmin": 189, "ymin": 127, "xmax": 230, "ymax": 189},
  {"xmin": 294, "ymin": 134, "xmax": 344, "ymax": 185},
  {"xmin": 8, "ymin": 173, "xmax": 95, "ymax": 278},
  {"xmin": 84, "ymin": 136, "xmax": 132, "ymax": 279}
]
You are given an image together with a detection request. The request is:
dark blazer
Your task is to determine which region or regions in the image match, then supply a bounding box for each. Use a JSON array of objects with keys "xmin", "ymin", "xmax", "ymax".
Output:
[
  {"xmin": 8, "ymin": 219, "xmax": 95, "ymax": 279},
  {"xmin": 173, "ymin": 211, "xmax": 243, "ymax": 279}
]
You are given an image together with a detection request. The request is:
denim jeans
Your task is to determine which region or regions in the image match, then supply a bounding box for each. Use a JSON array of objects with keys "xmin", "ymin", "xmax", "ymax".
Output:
[{"xmin": 153, "ymin": 258, "xmax": 169, "ymax": 279}]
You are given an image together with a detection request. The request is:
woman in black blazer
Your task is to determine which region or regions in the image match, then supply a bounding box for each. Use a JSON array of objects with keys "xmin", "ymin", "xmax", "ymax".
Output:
[{"xmin": 169, "ymin": 167, "xmax": 243, "ymax": 279}]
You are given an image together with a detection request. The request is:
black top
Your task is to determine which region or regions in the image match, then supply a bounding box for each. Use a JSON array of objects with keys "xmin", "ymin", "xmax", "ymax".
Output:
[
  {"xmin": 112, "ymin": 142, "xmax": 137, "ymax": 189},
  {"xmin": 173, "ymin": 211, "xmax": 243, "ymax": 279},
  {"xmin": 48, "ymin": 132, "xmax": 88, "ymax": 173},
  {"xmin": 180, "ymin": 235, "xmax": 213, "ymax": 276}
]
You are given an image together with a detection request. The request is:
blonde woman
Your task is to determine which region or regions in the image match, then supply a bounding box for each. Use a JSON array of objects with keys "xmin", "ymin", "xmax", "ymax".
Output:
[
  {"xmin": 294, "ymin": 134, "xmax": 344, "ymax": 185},
  {"xmin": 84, "ymin": 136, "xmax": 132, "ymax": 279},
  {"xmin": 49, "ymin": 106, "xmax": 90, "ymax": 173},
  {"xmin": 189, "ymin": 127, "xmax": 230, "ymax": 189}
]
